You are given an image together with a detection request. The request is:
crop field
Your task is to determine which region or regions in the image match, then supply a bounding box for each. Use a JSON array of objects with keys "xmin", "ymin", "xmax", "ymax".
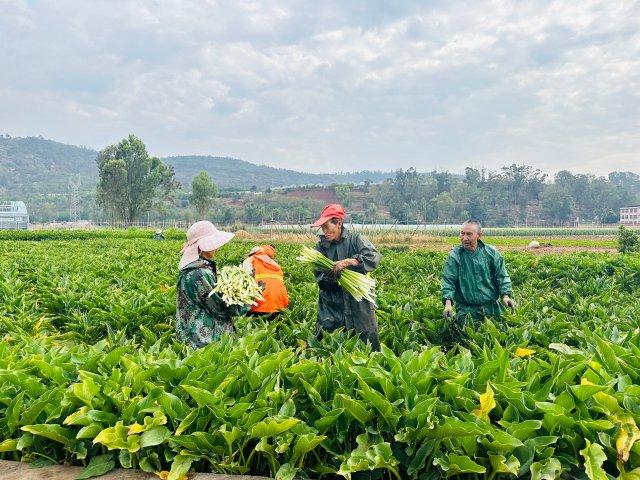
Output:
[{"xmin": 1, "ymin": 233, "xmax": 640, "ymax": 479}]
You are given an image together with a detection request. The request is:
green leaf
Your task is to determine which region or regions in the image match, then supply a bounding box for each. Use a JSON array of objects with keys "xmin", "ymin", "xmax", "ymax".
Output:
[
  {"xmin": 75, "ymin": 454, "xmax": 115, "ymax": 479},
  {"xmin": 175, "ymin": 408, "xmax": 199, "ymax": 436},
  {"xmin": 119, "ymin": 450, "xmax": 132, "ymax": 469},
  {"xmin": 335, "ymin": 394, "xmax": 374, "ymax": 425},
  {"xmin": 489, "ymin": 454, "xmax": 520, "ymax": 475},
  {"xmin": 407, "ymin": 441, "xmax": 435, "ymax": 476},
  {"xmin": 314, "ymin": 408, "xmax": 343, "ymax": 433},
  {"xmin": 291, "ymin": 433, "xmax": 327, "ymax": 464},
  {"xmin": 357, "ymin": 380, "xmax": 400, "ymax": 429},
  {"xmin": 140, "ymin": 426, "xmax": 171, "ymax": 448},
  {"xmin": 593, "ymin": 334, "xmax": 621, "ymax": 373},
  {"xmin": 548, "ymin": 343, "xmax": 584, "ymax": 356},
  {"xmin": 0, "ymin": 439, "xmax": 18, "ymax": 452},
  {"xmin": 619, "ymin": 468, "xmax": 640, "ymax": 480},
  {"xmin": 181, "ymin": 384, "xmax": 219, "ymax": 409},
  {"xmin": 433, "ymin": 454, "xmax": 486, "ymax": 476},
  {"xmin": 501, "ymin": 419, "xmax": 542, "ymax": 441},
  {"xmin": 426, "ymin": 417, "xmax": 489, "ymax": 439},
  {"xmin": 580, "ymin": 440, "xmax": 608, "ymax": 480},
  {"xmin": 76, "ymin": 423, "xmax": 103, "ymax": 440},
  {"xmin": 139, "ymin": 452, "xmax": 160, "ymax": 473},
  {"xmin": 482, "ymin": 429, "xmax": 524, "ymax": 453},
  {"xmin": 249, "ymin": 417, "xmax": 301, "ymax": 439},
  {"xmin": 337, "ymin": 434, "xmax": 397, "ymax": 477},
  {"xmin": 570, "ymin": 384, "xmax": 609, "ymax": 401},
  {"xmin": 168, "ymin": 454, "xmax": 195, "ymax": 480},
  {"xmin": 21, "ymin": 424, "xmax": 75, "ymax": 446},
  {"xmin": 530, "ymin": 457, "xmax": 561, "ymax": 480},
  {"xmin": 278, "ymin": 399, "xmax": 296, "ymax": 417},
  {"xmin": 72, "ymin": 373, "xmax": 100, "ymax": 406},
  {"xmin": 275, "ymin": 463, "xmax": 298, "ymax": 480},
  {"xmin": 92, "ymin": 422, "xmax": 140, "ymax": 452},
  {"xmin": 6, "ymin": 391, "xmax": 25, "ymax": 433}
]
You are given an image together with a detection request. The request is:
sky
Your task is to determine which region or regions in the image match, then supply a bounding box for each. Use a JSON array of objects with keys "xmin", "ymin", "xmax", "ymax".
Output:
[{"xmin": 1, "ymin": 0, "xmax": 639, "ymax": 175}]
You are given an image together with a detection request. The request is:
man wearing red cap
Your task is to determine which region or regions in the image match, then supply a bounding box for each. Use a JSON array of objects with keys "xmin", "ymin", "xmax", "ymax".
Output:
[{"xmin": 311, "ymin": 204, "xmax": 381, "ymax": 351}]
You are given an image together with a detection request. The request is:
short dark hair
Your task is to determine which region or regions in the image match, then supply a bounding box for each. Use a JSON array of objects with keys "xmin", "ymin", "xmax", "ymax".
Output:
[{"xmin": 463, "ymin": 219, "xmax": 482, "ymax": 232}]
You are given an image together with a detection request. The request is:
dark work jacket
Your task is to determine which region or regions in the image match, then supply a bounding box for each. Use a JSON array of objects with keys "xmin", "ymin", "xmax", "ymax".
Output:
[{"xmin": 314, "ymin": 228, "xmax": 381, "ymax": 347}]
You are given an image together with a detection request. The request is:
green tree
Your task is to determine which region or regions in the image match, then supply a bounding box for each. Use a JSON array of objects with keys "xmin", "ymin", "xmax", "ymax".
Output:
[
  {"xmin": 618, "ymin": 225, "xmax": 639, "ymax": 253},
  {"xmin": 96, "ymin": 135, "xmax": 176, "ymax": 222},
  {"xmin": 432, "ymin": 192, "xmax": 456, "ymax": 223},
  {"xmin": 540, "ymin": 184, "xmax": 573, "ymax": 224},
  {"xmin": 334, "ymin": 184, "xmax": 352, "ymax": 206},
  {"xmin": 244, "ymin": 202, "xmax": 267, "ymax": 224},
  {"xmin": 189, "ymin": 171, "xmax": 218, "ymax": 219}
]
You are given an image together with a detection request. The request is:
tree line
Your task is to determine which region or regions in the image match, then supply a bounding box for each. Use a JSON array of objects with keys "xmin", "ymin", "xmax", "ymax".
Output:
[
  {"xmin": 85, "ymin": 135, "xmax": 640, "ymax": 226},
  {"xmin": 376, "ymin": 166, "xmax": 640, "ymax": 226}
]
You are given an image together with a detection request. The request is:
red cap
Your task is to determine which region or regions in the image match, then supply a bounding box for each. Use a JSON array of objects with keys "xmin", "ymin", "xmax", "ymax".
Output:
[{"xmin": 311, "ymin": 203, "xmax": 345, "ymax": 227}]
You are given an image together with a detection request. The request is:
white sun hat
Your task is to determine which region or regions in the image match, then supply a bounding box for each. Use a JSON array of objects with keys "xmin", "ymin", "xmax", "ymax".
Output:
[{"xmin": 178, "ymin": 221, "xmax": 234, "ymax": 270}]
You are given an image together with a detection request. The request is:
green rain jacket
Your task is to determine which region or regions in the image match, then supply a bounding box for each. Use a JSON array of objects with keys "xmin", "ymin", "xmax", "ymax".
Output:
[
  {"xmin": 314, "ymin": 228, "xmax": 381, "ymax": 350},
  {"xmin": 441, "ymin": 240, "xmax": 513, "ymax": 320},
  {"xmin": 176, "ymin": 258, "xmax": 247, "ymax": 349}
]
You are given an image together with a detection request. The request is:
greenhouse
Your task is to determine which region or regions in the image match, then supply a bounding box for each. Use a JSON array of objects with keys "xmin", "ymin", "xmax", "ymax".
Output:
[{"xmin": 0, "ymin": 201, "xmax": 29, "ymax": 229}]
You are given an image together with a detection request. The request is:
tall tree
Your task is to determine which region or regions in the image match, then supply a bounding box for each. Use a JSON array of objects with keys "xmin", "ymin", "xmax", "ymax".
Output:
[
  {"xmin": 189, "ymin": 171, "xmax": 218, "ymax": 219},
  {"xmin": 334, "ymin": 184, "xmax": 352, "ymax": 206},
  {"xmin": 540, "ymin": 184, "xmax": 573, "ymax": 224},
  {"xmin": 96, "ymin": 135, "xmax": 176, "ymax": 222}
]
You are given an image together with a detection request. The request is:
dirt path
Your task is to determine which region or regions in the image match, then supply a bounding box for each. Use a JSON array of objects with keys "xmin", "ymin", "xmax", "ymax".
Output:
[{"xmin": 0, "ymin": 460, "xmax": 270, "ymax": 480}]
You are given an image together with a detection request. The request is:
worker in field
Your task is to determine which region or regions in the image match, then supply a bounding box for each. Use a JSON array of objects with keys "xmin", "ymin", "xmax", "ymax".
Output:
[
  {"xmin": 312, "ymin": 203, "xmax": 382, "ymax": 351},
  {"xmin": 440, "ymin": 220, "xmax": 515, "ymax": 346},
  {"xmin": 176, "ymin": 221, "xmax": 248, "ymax": 349},
  {"xmin": 242, "ymin": 244, "xmax": 289, "ymax": 319},
  {"xmin": 153, "ymin": 229, "xmax": 165, "ymax": 241}
]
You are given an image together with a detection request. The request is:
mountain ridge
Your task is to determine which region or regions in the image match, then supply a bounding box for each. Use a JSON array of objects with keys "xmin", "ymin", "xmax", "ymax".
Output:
[{"xmin": 0, "ymin": 135, "xmax": 395, "ymax": 196}]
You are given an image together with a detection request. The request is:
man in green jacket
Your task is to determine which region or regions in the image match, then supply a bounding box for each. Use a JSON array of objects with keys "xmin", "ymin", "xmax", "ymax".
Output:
[
  {"xmin": 440, "ymin": 220, "xmax": 515, "ymax": 344},
  {"xmin": 312, "ymin": 204, "xmax": 381, "ymax": 351}
]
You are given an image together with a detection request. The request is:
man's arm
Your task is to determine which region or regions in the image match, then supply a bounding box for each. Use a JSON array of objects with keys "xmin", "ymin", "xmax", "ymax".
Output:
[
  {"xmin": 493, "ymin": 251, "xmax": 515, "ymax": 311},
  {"xmin": 493, "ymin": 251, "xmax": 513, "ymax": 297},
  {"xmin": 334, "ymin": 235, "xmax": 381, "ymax": 275},
  {"xmin": 441, "ymin": 253, "xmax": 458, "ymax": 304}
]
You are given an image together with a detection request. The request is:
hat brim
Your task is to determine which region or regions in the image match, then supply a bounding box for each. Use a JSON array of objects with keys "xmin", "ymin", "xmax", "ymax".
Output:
[
  {"xmin": 178, "ymin": 230, "xmax": 234, "ymax": 270},
  {"xmin": 311, "ymin": 215, "xmax": 333, "ymax": 228},
  {"xmin": 198, "ymin": 231, "xmax": 234, "ymax": 252}
]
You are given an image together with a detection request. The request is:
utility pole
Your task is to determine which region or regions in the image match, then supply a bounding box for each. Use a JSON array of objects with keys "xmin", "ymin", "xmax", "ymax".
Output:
[{"xmin": 69, "ymin": 174, "xmax": 81, "ymax": 222}]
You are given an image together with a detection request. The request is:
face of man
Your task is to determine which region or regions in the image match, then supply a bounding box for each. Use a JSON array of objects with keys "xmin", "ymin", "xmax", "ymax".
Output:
[
  {"xmin": 321, "ymin": 219, "xmax": 342, "ymax": 242},
  {"xmin": 460, "ymin": 222, "xmax": 482, "ymax": 251}
]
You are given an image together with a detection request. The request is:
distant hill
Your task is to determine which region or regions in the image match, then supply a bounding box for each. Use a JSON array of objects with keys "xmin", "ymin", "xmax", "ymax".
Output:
[
  {"xmin": 0, "ymin": 136, "xmax": 395, "ymax": 196},
  {"xmin": 0, "ymin": 135, "xmax": 98, "ymax": 196},
  {"xmin": 165, "ymin": 155, "xmax": 394, "ymax": 190}
]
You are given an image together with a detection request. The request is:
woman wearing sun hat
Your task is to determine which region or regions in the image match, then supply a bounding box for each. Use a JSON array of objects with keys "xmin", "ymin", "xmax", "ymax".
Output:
[{"xmin": 176, "ymin": 220, "xmax": 247, "ymax": 349}]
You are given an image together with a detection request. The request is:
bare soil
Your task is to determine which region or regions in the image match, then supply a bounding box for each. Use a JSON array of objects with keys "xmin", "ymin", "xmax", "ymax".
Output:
[{"xmin": 0, "ymin": 460, "xmax": 270, "ymax": 480}]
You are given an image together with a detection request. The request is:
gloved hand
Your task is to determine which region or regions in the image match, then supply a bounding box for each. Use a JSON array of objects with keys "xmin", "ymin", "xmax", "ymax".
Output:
[
  {"xmin": 502, "ymin": 296, "xmax": 516, "ymax": 313},
  {"xmin": 443, "ymin": 301, "xmax": 454, "ymax": 319},
  {"xmin": 318, "ymin": 271, "xmax": 339, "ymax": 292}
]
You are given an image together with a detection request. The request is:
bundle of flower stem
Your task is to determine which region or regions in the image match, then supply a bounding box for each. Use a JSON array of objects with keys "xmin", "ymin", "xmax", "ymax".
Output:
[
  {"xmin": 297, "ymin": 246, "xmax": 377, "ymax": 305},
  {"xmin": 209, "ymin": 265, "xmax": 264, "ymax": 307}
]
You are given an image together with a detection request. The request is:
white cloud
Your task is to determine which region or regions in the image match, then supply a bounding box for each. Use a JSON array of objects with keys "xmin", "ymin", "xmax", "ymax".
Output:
[{"xmin": 0, "ymin": 0, "xmax": 638, "ymax": 174}]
